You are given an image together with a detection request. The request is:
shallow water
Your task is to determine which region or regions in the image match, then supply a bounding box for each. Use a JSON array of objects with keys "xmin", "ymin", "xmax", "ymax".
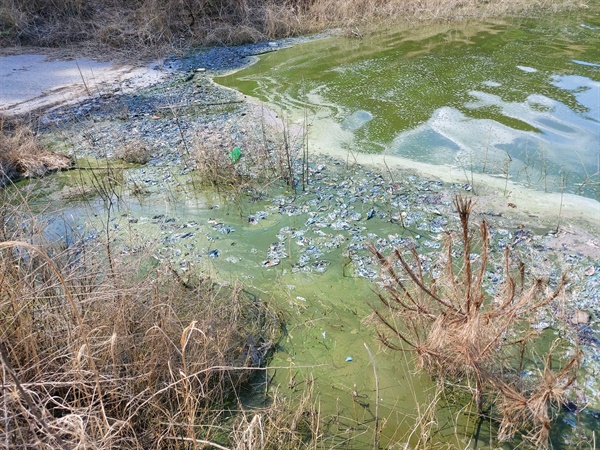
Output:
[
  {"xmin": 24, "ymin": 156, "xmax": 598, "ymax": 448},
  {"xmin": 215, "ymin": 10, "xmax": 600, "ymax": 200},
  {"xmin": 14, "ymin": 10, "xmax": 600, "ymax": 444}
]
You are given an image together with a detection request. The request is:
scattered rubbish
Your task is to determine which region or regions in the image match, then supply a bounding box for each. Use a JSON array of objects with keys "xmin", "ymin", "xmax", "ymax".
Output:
[
  {"xmin": 346, "ymin": 356, "xmax": 353, "ymax": 362},
  {"xmin": 208, "ymin": 249, "xmax": 220, "ymax": 258},
  {"xmin": 229, "ymin": 146, "xmax": 242, "ymax": 163},
  {"xmin": 262, "ymin": 259, "xmax": 280, "ymax": 267}
]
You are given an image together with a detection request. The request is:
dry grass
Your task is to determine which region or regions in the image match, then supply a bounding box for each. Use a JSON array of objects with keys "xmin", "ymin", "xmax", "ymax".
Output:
[
  {"xmin": 0, "ymin": 0, "xmax": 586, "ymax": 55},
  {"xmin": 0, "ymin": 188, "xmax": 281, "ymax": 449},
  {"xmin": 0, "ymin": 120, "xmax": 72, "ymax": 185},
  {"xmin": 114, "ymin": 139, "xmax": 152, "ymax": 165},
  {"xmin": 231, "ymin": 378, "xmax": 323, "ymax": 449},
  {"xmin": 369, "ymin": 194, "xmax": 580, "ymax": 448},
  {"xmin": 193, "ymin": 115, "xmax": 301, "ymax": 192}
]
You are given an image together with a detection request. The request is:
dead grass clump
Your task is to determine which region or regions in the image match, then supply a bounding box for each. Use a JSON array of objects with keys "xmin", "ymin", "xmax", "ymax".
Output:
[
  {"xmin": 194, "ymin": 117, "xmax": 301, "ymax": 192},
  {"xmin": 0, "ymin": 121, "xmax": 72, "ymax": 185},
  {"xmin": 231, "ymin": 378, "xmax": 322, "ymax": 449},
  {"xmin": 0, "ymin": 195, "xmax": 281, "ymax": 449},
  {"xmin": 0, "ymin": 0, "xmax": 93, "ymax": 46},
  {"xmin": 114, "ymin": 140, "xmax": 152, "ymax": 164},
  {"xmin": 369, "ymin": 194, "xmax": 580, "ymax": 448}
]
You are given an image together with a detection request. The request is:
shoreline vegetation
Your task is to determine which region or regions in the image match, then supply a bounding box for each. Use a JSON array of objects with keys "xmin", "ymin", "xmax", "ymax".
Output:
[
  {"xmin": 1, "ymin": 0, "xmax": 598, "ymax": 449},
  {"xmin": 0, "ymin": 0, "xmax": 587, "ymax": 58}
]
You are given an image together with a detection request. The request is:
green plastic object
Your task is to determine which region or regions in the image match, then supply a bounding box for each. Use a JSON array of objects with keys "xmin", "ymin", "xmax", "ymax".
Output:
[{"xmin": 229, "ymin": 146, "xmax": 242, "ymax": 163}]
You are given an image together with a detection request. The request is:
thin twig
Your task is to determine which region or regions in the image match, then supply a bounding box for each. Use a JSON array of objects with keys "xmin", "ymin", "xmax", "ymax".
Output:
[{"xmin": 364, "ymin": 343, "xmax": 380, "ymax": 450}]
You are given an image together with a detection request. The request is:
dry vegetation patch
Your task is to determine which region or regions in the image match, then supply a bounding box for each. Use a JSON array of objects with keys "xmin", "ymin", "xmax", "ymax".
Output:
[
  {"xmin": 0, "ymin": 120, "xmax": 72, "ymax": 185},
  {"xmin": 369, "ymin": 195, "xmax": 580, "ymax": 448},
  {"xmin": 0, "ymin": 0, "xmax": 586, "ymax": 54},
  {"xmin": 0, "ymin": 192, "xmax": 281, "ymax": 449},
  {"xmin": 193, "ymin": 116, "xmax": 302, "ymax": 193},
  {"xmin": 114, "ymin": 139, "xmax": 152, "ymax": 164}
]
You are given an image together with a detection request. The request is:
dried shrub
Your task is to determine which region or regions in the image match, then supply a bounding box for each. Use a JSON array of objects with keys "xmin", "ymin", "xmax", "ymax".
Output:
[
  {"xmin": 193, "ymin": 116, "xmax": 300, "ymax": 192},
  {"xmin": 369, "ymin": 194, "xmax": 580, "ymax": 448}
]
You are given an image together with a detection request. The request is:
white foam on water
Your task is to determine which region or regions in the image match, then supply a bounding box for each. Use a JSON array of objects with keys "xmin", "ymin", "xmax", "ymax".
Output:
[
  {"xmin": 517, "ymin": 65, "xmax": 538, "ymax": 73},
  {"xmin": 482, "ymin": 80, "xmax": 502, "ymax": 87}
]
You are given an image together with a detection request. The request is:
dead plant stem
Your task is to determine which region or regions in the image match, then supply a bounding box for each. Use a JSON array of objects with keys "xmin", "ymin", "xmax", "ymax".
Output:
[{"xmin": 364, "ymin": 342, "xmax": 380, "ymax": 450}]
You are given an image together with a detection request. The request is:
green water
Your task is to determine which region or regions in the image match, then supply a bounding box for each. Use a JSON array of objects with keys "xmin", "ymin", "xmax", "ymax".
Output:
[
  {"xmin": 215, "ymin": 11, "xmax": 600, "ymax": 199},
  {"xmin": 27, "ymin": 166, "xmax": 485, "ymax": 448},
  {"xmin": 29, "ymin": 160, "xmax": 596, "ymax": 448}
]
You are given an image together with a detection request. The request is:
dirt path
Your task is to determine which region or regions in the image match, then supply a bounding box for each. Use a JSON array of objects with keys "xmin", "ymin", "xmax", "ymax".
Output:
[{"xmin": 0, "ymin": 53, "xmax": 171, "ymax": 117}]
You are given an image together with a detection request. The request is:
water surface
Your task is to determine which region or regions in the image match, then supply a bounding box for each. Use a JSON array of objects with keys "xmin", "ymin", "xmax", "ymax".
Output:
[{"xmin": 216, "ymin": 10, "xmax": 600, "ymax": 199}]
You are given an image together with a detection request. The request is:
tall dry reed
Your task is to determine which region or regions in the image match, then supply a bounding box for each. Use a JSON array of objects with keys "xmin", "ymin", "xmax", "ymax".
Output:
[{"xmin": 0, "ymin": 187, "xmax": 281, "ymax": 449}]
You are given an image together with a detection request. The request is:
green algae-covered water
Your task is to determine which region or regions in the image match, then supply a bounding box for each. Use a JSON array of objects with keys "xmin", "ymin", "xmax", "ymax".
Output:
[
  {"xmin": 29, "ymin": 154, "xmax": 598, "ymax": 448},
  {"xmin": 215, "ymin": 10, "xmax": 600, "ymax": 200},
  {"xmin": 18, "ymin": 7, "xmax": 600, "ymax": 446}
]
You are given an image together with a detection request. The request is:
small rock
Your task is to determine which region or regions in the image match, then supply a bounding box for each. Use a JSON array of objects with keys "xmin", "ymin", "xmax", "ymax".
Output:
[{"xmin": 571, "ymin": 310, "xmax": 590, "ymax": 325}]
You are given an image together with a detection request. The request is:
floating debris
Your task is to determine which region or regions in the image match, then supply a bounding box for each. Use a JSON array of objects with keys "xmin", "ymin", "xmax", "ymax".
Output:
[
  {"xmin": 248, "ymin": 210, "xmax": 268, "ymax": 225},
  {"xmin": 262, "ymin": 259, "xmax": 280, "ymax": 267},
  {"xmin": 212, "ymin": 223, "xmax": 234, "ymax": 234},
  {"xmin": 312, "ymin": 260, "xmax": 331, "ymax": 273},
  {"xmin": 164, "ymin": 232, "xmax": 195, "ymax": 244},
  {"xmin": 331, "ymin": 219, "xmax": 350, "ymax": 230}
]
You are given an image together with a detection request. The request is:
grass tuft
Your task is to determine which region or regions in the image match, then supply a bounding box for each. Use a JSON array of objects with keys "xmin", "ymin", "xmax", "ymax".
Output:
[{"xmin": 0, "ymin": 119, "xmax": 72, "ymax": 185}]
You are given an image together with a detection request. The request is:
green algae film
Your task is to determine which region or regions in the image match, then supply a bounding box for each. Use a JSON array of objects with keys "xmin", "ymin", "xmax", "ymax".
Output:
[{"xmin": 215, "ymin": 12, "xmax": 600, "ymax": 199}]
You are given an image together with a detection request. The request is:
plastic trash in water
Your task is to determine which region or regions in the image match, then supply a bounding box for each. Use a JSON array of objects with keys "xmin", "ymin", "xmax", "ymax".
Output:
[{"xmin": 229, "ymin": 146, "xmax": 242, "ymax": 163}]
